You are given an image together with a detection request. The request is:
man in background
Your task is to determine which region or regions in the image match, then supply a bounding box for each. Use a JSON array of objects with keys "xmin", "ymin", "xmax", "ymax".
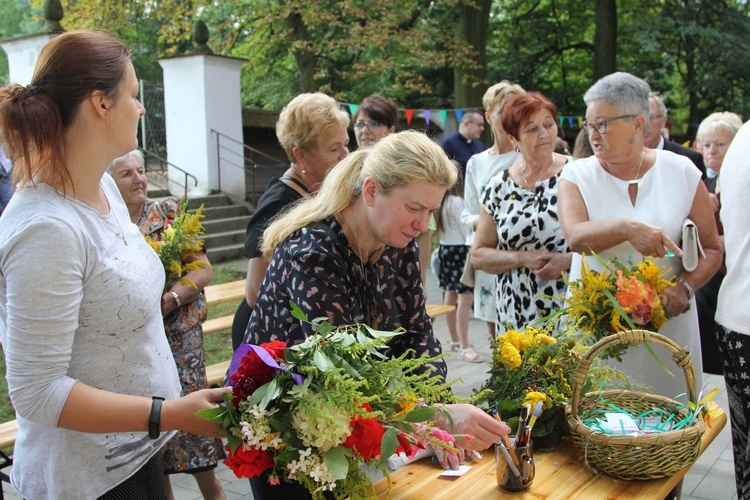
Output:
[
  {"xmin": 644, "ymin": 92, "xmax": 706, "ymax": 178},
  {"xmin": 440, "ymin": 110, "xmax": 486, "ymax": 180}
]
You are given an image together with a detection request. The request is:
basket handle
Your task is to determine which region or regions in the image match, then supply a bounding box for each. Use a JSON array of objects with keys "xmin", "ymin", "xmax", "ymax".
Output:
[{"xmin": 569, "ymin": 329, "xmax": 698, "ymax": 419}]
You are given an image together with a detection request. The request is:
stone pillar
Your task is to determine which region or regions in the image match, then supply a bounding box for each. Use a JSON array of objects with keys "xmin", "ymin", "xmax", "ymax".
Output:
[
  {"xmin": 157, "ymin": 21, "xmax": 245, "ymax": 198},
  {"xmin": 0, "ymin": 0, "xmax": 64, "ymax": 86}
]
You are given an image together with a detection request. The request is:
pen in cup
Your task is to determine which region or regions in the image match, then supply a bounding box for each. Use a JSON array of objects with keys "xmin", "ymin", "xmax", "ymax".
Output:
[
  {"xmin": 515, "ymin": 406, "xmax": 529, "ymax": 447},
  {"xmin": 496, "ymin": 442, "xmax": 522, "ymax": 479},
  {"xmin": 491, "ymin": 407, "xmax": 519, "ymax": 465},
  {"xmin": 527, "ymin": 401, "xmax": 544, "ymax": 433}
]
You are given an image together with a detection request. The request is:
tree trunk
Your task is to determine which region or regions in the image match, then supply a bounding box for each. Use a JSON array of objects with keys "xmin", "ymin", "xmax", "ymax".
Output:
[
  {"xmin": 453, "ymin": 0, "xmax": 492, "ymax": 109},
  {"xmin": 285, "ymin": 7, "xmax": 317, "ymax": 92},
  {"xmin": 593, "ymin": 0, "xmax": 617, "ymax": 81}
]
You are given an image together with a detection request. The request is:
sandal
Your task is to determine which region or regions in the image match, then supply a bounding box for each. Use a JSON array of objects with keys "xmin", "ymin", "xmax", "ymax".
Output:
[
  {"xmin": 449, "ymin": 341, "xmax": 461, "ymax": 352},
  {"xmin": 459, "ymin": 348, "xmax": 484, "ymax": 363}
]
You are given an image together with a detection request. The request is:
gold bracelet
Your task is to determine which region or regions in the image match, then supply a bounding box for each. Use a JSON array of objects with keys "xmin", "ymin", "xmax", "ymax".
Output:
[{"xmin": 169, "ymin": 290, "xmax": 182, "ymax": 308}]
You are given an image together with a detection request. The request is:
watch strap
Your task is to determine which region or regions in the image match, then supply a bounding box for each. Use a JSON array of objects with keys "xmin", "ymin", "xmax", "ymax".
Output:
[{"xmin": 149, "ymin": 396, "xmax": 165, "ymax": 439}]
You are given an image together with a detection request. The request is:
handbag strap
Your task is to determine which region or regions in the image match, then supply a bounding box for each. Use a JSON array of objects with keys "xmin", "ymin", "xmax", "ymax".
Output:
[{"xmin": 279, "ymin": 175, "xmax": 312, "ymax": 195}]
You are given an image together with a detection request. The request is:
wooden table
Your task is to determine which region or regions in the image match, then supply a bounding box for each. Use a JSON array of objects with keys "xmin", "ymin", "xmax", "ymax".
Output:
[{"xmin": 374, "ymin": 411, "xmax": 726, "ymax": 499}]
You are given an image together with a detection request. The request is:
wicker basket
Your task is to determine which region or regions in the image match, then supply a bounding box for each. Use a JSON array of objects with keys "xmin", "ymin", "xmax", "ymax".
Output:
[{"xmin": 564, "ymin": 329, "xmax": 706, "ymax": 480}]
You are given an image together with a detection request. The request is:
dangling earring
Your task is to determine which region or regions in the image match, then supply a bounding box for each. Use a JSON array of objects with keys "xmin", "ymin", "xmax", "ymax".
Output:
[
  {"xmin": 514, "ymin": 146, "xmax": 521, "ymax": 153},
  {"xmin": 301, "ymin": 168, "xmax": 307, "ymax": 174}
]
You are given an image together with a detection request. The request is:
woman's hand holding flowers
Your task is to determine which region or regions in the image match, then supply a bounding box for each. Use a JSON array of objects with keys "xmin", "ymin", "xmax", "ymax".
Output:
[
  {"xmin": 661, "ymin": 279, "xmax": 691, "ymax": 317},
  {"xmin": 162, "ymin": 387, "xmax": 233, "ymax": 438},
  {"xmin": 160, "ymin": 289, "xmax": 180, "ymax": 317}
]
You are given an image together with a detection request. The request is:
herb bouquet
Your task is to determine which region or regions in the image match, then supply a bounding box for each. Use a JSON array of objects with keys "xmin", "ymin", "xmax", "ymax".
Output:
[
  {"xmin": 564, "ymin": 255, "xmax": 675, "ymax": 360},
  {"xmin": 199, "ymin": 306, "xmax": 460, "ymax": 499},
  {"xmin": 145, "ymin": 198, "xmax": 206, "ymax": 289},
  {"xmin": 475, "ymin": 321, "xmax": 584, "ymax": 451}
]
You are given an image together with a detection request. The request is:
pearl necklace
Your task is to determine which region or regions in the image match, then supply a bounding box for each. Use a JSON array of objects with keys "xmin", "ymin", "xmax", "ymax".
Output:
[{"xmin": 136, "ymin": 203, "xmax": 148, "ymax": 225}]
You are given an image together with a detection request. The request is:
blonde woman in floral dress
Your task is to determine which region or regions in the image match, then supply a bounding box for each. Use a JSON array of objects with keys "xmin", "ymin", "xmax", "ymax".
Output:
[{"xmin": 111, "ymin": 151, "xmax": 226, "ymax": 500}]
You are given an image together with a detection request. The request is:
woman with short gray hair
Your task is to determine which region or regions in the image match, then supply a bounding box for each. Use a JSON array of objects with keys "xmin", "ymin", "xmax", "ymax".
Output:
[{"xmin": 558, "ymin": 72, "xmax": 722, "ymax": 400}]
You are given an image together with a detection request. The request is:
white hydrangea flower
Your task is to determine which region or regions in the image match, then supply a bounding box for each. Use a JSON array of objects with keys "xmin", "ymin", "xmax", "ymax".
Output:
[{"xmin": 292, "ymin": 393, "xmax": 351, "ymax": 451}]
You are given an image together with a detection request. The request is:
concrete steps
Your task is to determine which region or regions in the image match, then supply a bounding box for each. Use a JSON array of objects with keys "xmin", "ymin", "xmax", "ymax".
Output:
[
  {"xmin": 144, "ymin": 191, "xmax": 254, "ymax": 263},
  {"xmin": 184, "ymin": 194, "xmax": 252, "ymax": 263}
]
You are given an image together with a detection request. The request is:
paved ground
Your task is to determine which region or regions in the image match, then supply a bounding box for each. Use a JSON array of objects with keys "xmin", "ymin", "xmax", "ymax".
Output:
[{"xmin": 1, "ymin": 270, "xmax": 738, "ymax": 499}]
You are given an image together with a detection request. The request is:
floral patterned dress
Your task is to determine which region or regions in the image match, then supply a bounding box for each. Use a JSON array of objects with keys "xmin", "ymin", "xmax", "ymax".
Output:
[
  {"xmin": 138, "ymin": 198, "xmax": 225, "ymax": 474},
  {"xmin": 244, "ymin": 216, "xmax": 446, "ymax": 379},
  {"xmin": 481, "ymin": 170, "xmax": 569, "ymax": 333}
]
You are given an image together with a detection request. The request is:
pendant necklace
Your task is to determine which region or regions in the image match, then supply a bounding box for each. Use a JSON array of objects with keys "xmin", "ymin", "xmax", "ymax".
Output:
[
  {"xmin": 628, "ymin": 152, "xmax": 645, "ymax": 185},
  {"xmin": 351, "ymin": 218, "xmax": 383, "ymax": 265},
  {"xmin": 76, "ymin": 187, "xmax": 128, "ymax": 245},
  {"xmin": 105, "ymin": 204, "xmax": 129, "ymax": 246},
  {"xmin": 520, "ymin": 154, "xmax": 555, "ymax": 189}
]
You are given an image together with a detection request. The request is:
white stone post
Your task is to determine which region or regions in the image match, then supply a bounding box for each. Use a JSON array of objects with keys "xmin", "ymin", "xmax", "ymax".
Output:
[
  {"xmin": 158, "ymin": 54, "xmax": 246, "ymax": 199},
  {"xmin": 0, "ymin": 33, "xmax": 59, "ymax": 86}
]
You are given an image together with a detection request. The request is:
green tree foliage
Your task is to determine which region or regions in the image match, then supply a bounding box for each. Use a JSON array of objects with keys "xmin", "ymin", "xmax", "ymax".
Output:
[
  {"xmin": 3, "ymin": 0, "xmax": 749, "ymax": 135},
  {"xmin": 647, "ymin": 0, "xmax": 750, "ymax": 137},
  {"xmin": 486, "ymin": 0, "xmax": 596, "ymax": 114},
  {"xmin": 199, "ymin": 0, "xmax": 457, "ymax": 110}
]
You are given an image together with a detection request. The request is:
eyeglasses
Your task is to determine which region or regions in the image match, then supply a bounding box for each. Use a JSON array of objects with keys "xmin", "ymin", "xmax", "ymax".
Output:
[
  {"xmin": 581, "ymin": 114, "xmax": 637, "ymax": 135},
  {"xmin": 353, "ymin": 120, "xmax": 383, "ymax": 130}
]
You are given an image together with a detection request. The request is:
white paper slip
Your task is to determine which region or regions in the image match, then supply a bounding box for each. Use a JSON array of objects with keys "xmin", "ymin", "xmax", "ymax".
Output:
[
  {"xmin": 439, "ymin": 465, "xmax": 472, "ymax": 477},
  {"xmin": 603, "ymin": 412, "xmax": 639, "ymax": 434}
]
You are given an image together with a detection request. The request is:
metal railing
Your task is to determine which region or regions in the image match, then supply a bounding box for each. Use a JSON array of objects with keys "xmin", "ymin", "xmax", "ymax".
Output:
[
  {"xmin": 211, "ymin": 129, "xmax": 287, "ymax": 204},
  {"xmin": 139, "ymin": 148, "xmax": 198, "ymax": 199}
]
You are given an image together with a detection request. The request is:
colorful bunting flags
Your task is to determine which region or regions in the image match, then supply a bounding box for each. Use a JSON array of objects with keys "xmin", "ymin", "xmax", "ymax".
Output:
[{"xmin": 338, "ymin": 101, "xmax": 584, "ymax": 129}]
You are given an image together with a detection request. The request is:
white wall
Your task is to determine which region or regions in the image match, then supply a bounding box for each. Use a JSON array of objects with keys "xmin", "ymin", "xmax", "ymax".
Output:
[
  {"xmin": 0, "ymin": 34, "xmax": 58, "ymax": 86},
  {"xmin": 158, "ymin": 54, "xmax": 245, "ymax": 199}
]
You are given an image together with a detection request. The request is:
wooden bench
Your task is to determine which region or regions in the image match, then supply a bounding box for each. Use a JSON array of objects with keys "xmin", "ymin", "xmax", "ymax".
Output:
[{"xmin": 204, "ymin": 280, "xmax": 245, "ymax": 308}]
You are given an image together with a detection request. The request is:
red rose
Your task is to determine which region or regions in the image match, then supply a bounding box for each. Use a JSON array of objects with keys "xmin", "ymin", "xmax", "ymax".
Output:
[
  {"xmin": 262, "ymin": 340, "xmax": 286, "ymax": 360},
  {"xmin": 230, "ymin": 341, "xmax": 288, "ymax": 407},
  {"xmin": 342, "ymin": 403, "xmax": 385, "ymax": 460},
  {"xmin": 224, "ymin": 444, "xmax": 274, "ymax": 478}
]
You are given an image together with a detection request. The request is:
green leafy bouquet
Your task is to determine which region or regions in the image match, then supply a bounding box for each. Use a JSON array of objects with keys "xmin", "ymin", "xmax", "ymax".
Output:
[
  {"xmin": 145, "ymin": 198, "xmax": 206, "ymax": 289},
  {"xmin": 199, "ymin": 305, "xmax": 460, "ymax": 499}
]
